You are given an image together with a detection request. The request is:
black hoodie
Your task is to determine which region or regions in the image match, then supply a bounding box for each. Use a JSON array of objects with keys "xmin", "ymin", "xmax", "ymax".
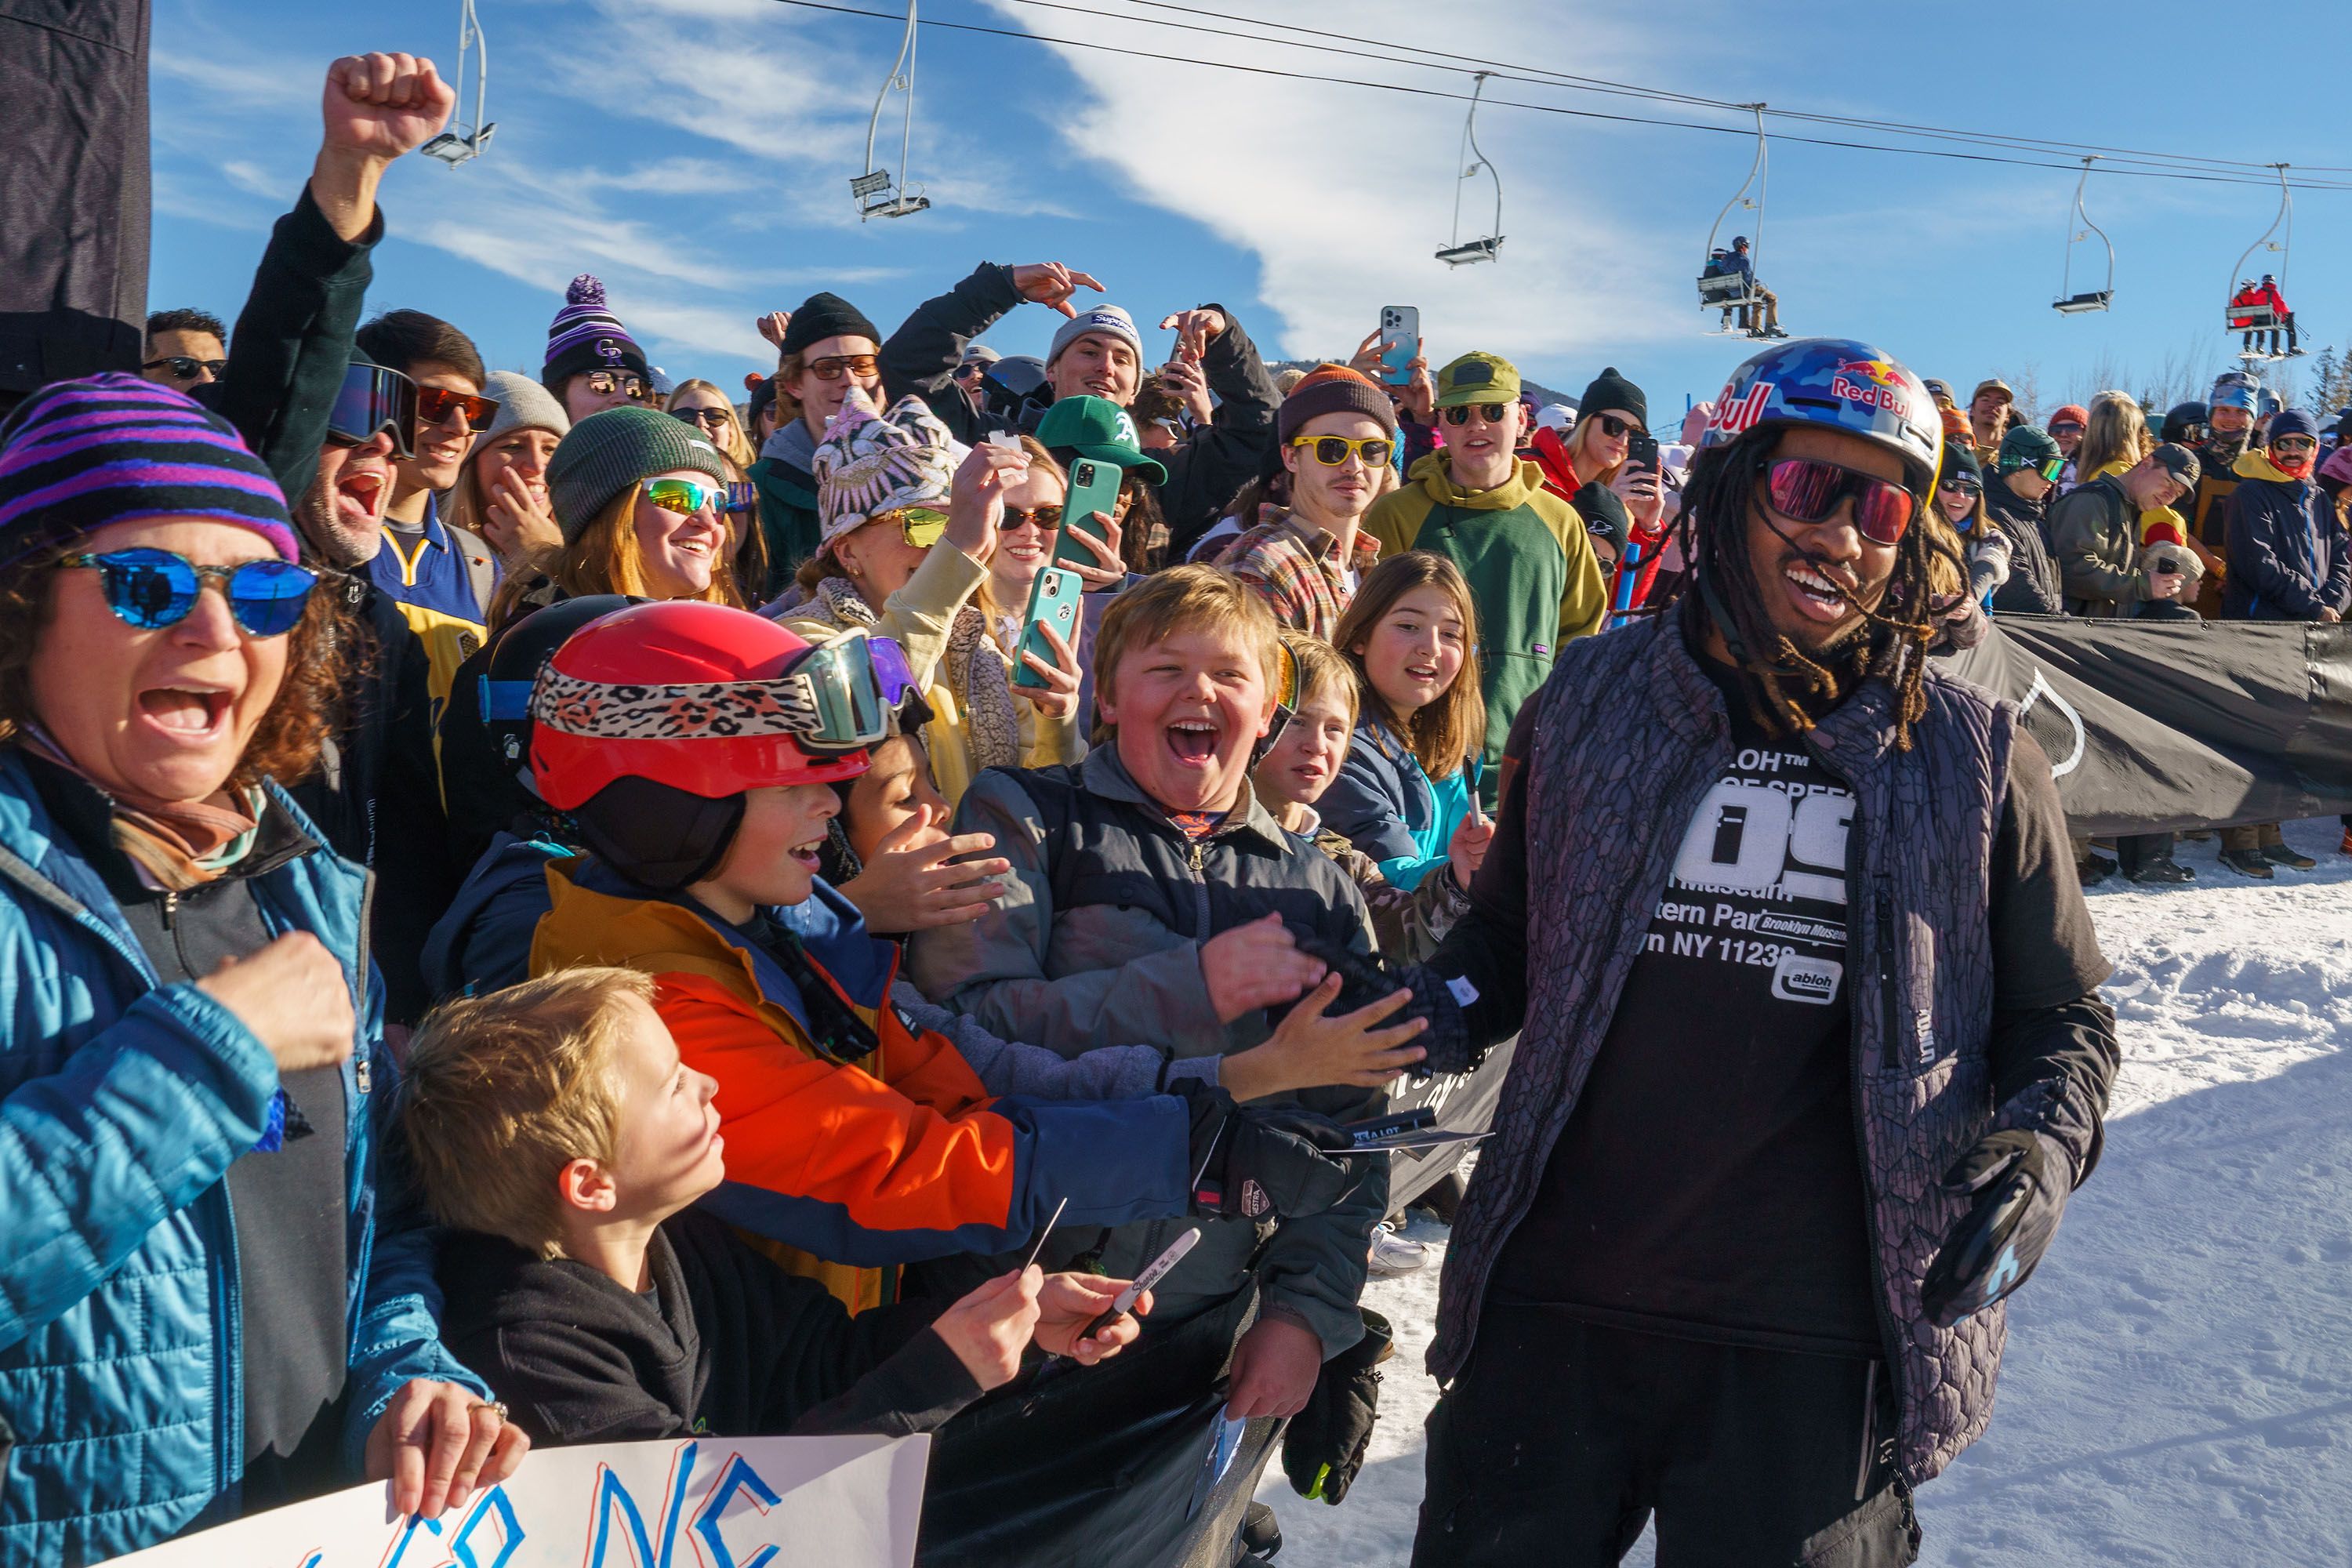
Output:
[{"xmin": 437, "ymin": 1210, "xmax": 982, "ymax": 1446}]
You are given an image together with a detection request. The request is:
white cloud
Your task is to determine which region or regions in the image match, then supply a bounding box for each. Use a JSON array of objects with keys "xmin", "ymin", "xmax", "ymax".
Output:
[{"xmin": 977, "ymin": 0, "xmax": 1709, "ymax": 362}]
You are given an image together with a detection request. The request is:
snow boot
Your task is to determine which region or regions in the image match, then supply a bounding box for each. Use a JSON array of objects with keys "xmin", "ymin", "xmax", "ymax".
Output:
[
  {"xmin": 1241, "ymin": 1501, "xmax": 1283, "ymax": 1559},
  {"xmin": 2220, "ymin": 848, "xmax": 2275, "ymax": 880},
  {"xmin": 2128, "ymin": 858, "xmax": 2195, "ymax": 886},
  {"xmin": 2263, "ymin": 840, "xmax": 2318, "ymax": 871}
]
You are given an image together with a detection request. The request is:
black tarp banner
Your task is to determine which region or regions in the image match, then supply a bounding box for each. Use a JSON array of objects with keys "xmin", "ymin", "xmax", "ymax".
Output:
[{"xmin": 1940, "ymin": 616, "xmax": 2352, "ymax": 836}]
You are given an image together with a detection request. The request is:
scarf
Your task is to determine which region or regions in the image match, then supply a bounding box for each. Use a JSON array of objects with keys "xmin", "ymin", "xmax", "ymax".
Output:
[
  {"xmin": 943, "ymin": 603, "xmax": 1022, "ymax": 775},
  {"xmin": 18, "ymin": 724, "xmax": 261, "ymax": 891},
  {"xmin": 813, "ymin": 573, "xmax": 878, "ymax": 632}
]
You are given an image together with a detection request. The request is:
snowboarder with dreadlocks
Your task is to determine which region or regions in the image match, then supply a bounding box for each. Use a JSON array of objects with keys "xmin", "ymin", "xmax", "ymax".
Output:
[{"xmin": 1395, "ymin": 338, "xmax": 2121, "ymax": 1566}]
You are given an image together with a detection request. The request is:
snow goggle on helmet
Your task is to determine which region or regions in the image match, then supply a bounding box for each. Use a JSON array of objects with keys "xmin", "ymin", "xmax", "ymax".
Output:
[{"xmin": 530, "ymin": 626, "xmax": 916, "ymax": 757}]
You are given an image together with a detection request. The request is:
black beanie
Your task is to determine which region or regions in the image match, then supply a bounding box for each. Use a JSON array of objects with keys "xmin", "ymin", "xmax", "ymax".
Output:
[
  {"xmin": 780, "ymin": 292, "xmax": 883, "ymax": 359},
  {"xmin": 1577, "ymin": 366, "xmax": 1649, "ymax": 431}
]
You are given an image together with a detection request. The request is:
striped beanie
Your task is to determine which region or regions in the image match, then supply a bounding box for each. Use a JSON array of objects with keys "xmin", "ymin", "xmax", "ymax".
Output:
[
  {"xmin": 0, "ymin": 374, "xmax": 297, "ymax": 567},
  {"xmin": 543, "ymin": 274, "xmax": 651, "ymax": 387}
]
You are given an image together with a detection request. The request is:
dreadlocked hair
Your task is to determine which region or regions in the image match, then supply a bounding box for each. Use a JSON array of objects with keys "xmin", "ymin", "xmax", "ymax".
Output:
[{"xmin": 1667, "ymin": 424, "xmax": 1962, "ymax": 752}]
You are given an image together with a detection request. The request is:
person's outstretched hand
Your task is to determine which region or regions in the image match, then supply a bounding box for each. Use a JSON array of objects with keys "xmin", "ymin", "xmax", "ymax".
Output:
[
  {"xmin": 837, "ymin": 804, "xmax": 1011, "ymax": 931},
  {"xmin": 944, "ymin": 439, "xmax": 1029, "ymax": 560},
  {"xmin": 365, "ymin": 1378, "xmax": 529, "ymax": 1519},
  {"xmin": 1200, "ymin": 912, "xmax": 1327, "ymax": 1023},
  {"xmin": 312, "ymin": 53, "xmax": 457, "ymax": 241},
  {"xmin": 1225, "ymin": 1316, "xmax": 1323, "ymax": 1420},
  {"xmin": 1227, "ymin": 973, "xmax": 1427, "ymax": 1098},
  {"xmin": 1011, "ymin": 263, "xmax": 1105, "ymax": 319},
  {"xmin": 757, "ymin": 310, "xmax": 793, "ymax": 352}
]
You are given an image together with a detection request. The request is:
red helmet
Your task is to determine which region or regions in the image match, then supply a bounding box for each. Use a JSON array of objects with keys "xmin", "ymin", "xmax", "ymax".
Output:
[{"xmin": 530, "ymin": 601, "xmax": 873, "ymax": 811}]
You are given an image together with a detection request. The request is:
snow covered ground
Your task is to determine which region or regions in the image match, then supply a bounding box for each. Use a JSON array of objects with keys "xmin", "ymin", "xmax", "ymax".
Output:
[{"xmin": 1263, "ymin": 816, "xmax": 2352, "ymax": 1566}]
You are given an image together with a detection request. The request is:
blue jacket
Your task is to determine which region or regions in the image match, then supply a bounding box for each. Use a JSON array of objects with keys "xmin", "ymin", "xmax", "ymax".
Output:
[
  {"xmin": 1319, "ymin": 716, "xmax": 1473, "ymax": 891},
  {"xmin": 0, "ymin": 753, "xmax": 485, "ymax": 1565},
  {"xmin": 2222, "ymin": 466, "xmax": 2352, "ymax": 620}
]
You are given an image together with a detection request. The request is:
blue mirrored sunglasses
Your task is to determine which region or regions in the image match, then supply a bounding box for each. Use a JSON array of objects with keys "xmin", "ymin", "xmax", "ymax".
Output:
[{"xmin": 61, "ymin": 548, "xmax": 321, "ymax": 637}]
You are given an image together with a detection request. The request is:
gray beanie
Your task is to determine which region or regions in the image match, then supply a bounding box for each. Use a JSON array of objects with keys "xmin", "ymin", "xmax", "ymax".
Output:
[
  {"xmin": 546, "ymin": 405, "xmax": 728, "ymax": 543},
  {"xmin": 1047, "ymin": 304, "xmax": 1143, "ymax": 365},
  {"xmin": 476, "ymin": 370, "xmax": 570, "ymax": 444}
]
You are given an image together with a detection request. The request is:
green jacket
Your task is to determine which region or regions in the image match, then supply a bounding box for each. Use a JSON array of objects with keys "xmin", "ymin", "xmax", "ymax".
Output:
[
  {"xmin": 748, "ymin": 456, "xmax": 822, "ymax": 601},
  {"xmin": 1363, "ymin": 452, "xmax": 1610, "ymax": 793}
]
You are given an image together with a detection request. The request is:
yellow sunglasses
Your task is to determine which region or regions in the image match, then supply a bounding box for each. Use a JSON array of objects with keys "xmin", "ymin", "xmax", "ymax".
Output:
[{"xmin": 1289, "ymin": 434, "xmax": 1396, "ymax": 468}]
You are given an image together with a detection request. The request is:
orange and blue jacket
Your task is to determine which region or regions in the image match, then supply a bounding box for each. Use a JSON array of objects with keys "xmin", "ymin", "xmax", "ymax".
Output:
[{"xmin": 529, "ymin": 859, "xmax": 1191, "ymax": 1310}]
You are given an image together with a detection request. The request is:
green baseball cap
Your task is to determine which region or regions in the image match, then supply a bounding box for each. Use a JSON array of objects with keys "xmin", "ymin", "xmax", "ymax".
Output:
[
  {"xmin": 1033, "ymin": 395, "xmax": 1170, "ymax": 485},
  {"xmin": 1435, "ymin": 350, "xmax": 1523, "ymax": 408}
]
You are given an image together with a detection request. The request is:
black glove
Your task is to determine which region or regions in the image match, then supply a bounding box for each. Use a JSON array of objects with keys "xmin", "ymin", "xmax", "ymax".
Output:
[
  {"xmin": 1920, "ymin": 1127, "xmax": 2073, "ymax": 1327},
  {"xmin": 1170, "ymin": 1080, "xmax": 1356, "ymax": 1221},
  {"xmin": 1283, "ymin": 931, "xmax": 1479, "ymax": 1080},
  {"xmin": 1282, "ymin": 1307, "xmax": 1391, "ymax": 1504}
]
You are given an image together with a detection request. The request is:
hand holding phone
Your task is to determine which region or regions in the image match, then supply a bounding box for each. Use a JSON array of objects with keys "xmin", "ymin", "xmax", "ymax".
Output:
[
  {"xmin": 1011, "ymin": 568, "xmax": 1084, "ymax": 691},
  {"xmin": 1376, "ymin": 306, "xmax": 1421, "ymax": 387},
  {"xmin": 1052, "ymin": 457, "xmax": 1125, "ymax": 572}
]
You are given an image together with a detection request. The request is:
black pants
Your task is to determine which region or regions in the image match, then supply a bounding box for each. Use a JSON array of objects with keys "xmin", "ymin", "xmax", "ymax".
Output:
[
  {"xmin": 2115, "ymin": 833, "xmax": 2177, "ymax": 877},
  {"xmin": 1412, "ymin": 1308, "xmax": 1919, "ymax": 1568}
]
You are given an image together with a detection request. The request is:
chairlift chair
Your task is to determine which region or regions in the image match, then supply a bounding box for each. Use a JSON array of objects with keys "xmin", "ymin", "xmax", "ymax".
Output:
[
  {"xmin": 2221, "ymin": 165, "xmax": 2293, "ymax": 361},
  {"xmin": 1435, "ymin": 73, "xmax": 1503, "ymax": 266},
  {"xmin": 2051, "ymin": 157, "xmax": 2113, "ymax": 314},
  {"xmin": 418, "ymin": 0, "xmax": 496, "ymax": 166},
  {"xmin": 1697, "ymin": 107, "xmax": 1771, "ymax": 337},
  {"xmin": 851, "ymin": 0, "xmax": 930, "ymax": 220}
]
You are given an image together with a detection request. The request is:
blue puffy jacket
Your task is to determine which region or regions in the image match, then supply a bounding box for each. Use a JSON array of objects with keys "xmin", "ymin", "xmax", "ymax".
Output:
[
  {"xmin": 0, "ymin": 753, "xmax": 486, "ymax": 1564},
  {"xmin": 1319, "ymin": 716, "xmax": 1475, "ymax": 892},
  {"xmin": 2221, "ymin": 463, "xmax": 2352, "ymax": 620}
]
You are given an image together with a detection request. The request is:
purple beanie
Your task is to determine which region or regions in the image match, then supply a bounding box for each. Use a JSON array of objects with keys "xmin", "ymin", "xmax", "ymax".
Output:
[
  {"xmin": 0, "ymin": 374, "xmax": 298, "ymax": 567},
  {"xmin": 543, "ymin": 274, "xmax": 651, "ymax": 387}
]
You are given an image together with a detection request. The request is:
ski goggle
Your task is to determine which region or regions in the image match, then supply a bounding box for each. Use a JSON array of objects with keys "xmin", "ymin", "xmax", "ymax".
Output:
[
  {"xmin": 327, "ymin": 362, "xmax": 417, "ymax": 457},
  {"xmin": 1289, "ymin": 434, "xmax": 1396, "ymax": 467},
  {"xmin": 1761, "ymin": 456, "xmax": 1916, "ymax": 546},
  {"xmin": 415, "ymin": 385, "xmax": 499, "ymax": 430},
  {"xmin": 528, "ymin": 629, "xmax": 912, "ymax": 753},
  {"xmin": 643, "ymin": 477, "xmax": 724, "ymax": 517},
  {"xmin": 61, "ymin": 548, "xmax": 320, "ymax": 637},
  {"xmin": 481, "ymin": 629, "xmax": 911, "ymax": 726},
  {"xmin": 1440, "ymin": 403, "xmax": 1510, "ymax": 426}
]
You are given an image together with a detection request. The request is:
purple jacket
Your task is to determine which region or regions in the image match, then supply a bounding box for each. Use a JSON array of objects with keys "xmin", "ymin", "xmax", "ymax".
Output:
[{"xmin": 1428, "ymin": 604, "xmax": 2107, "ymax": 1484}]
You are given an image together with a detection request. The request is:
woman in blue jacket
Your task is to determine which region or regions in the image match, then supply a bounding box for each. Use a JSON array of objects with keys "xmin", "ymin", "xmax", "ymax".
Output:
[
  {"xmin": 0, "ymin": 377, "xmax": 525, "ymax": 1564},
  {"xmin": 1318, "ymin": 552, "xmax": 1496, "ymax": 898}
]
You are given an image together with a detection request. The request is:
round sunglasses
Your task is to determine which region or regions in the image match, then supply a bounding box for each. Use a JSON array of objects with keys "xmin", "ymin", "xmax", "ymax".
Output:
[
  {"xmin": 63, "ymin": 548, "xmax": 321, "ymax": 637},
  {"xmin": 1440, "ymin": 402, "xmax": 1511, "ymax": 426}
]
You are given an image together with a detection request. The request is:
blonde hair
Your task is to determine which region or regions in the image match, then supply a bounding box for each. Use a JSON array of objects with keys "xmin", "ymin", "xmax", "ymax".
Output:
[
  {"xmin": 667, "ymin": 379, "xmax": 756, "ymax": 469},
  {"xmin": 1330, "ymin": 550, "xmax": 1486, "ymax": 779},
  {"xmin": 553, "ymin": 482, "xmax": 743, "ymax": 608},
  {"xmin": 2077, "ymin": 390, "xmax": 2151, "ymax": 481},
  {"xmin": 1094, "ymin": 564, "xmax": 1281, "ymax": 717},
  {"xmin": 1279, "ymin": 630, "xmax": 1358, "ymax": 723},
  {"xmin": 1567, "ymin": 413, "xmax": 1628, "ymax": 487},
  {"xmin": 398, "ymin": 967, "xmax": 656, "ymax": 1257}
]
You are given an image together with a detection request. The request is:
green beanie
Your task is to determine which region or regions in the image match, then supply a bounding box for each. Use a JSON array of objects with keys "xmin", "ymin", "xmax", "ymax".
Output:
[
  {"xmin": 546, "ymin": 405, "xmax": 728, "ymax": 543},
  {"xmin": 1996, "ymin": 423, "xmax": 2062, "ymax": 473}
]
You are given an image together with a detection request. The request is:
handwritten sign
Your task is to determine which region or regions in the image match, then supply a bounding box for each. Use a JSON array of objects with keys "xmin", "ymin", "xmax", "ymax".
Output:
[{"xmin": 111, "ymin": 1433, "xmax": 930, "ymax": 1568}]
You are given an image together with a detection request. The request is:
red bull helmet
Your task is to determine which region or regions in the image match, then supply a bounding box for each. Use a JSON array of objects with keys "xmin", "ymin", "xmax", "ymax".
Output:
[{"xmin": 1697, "ymin": 336, "xmax": 1943, "ymax": 489}]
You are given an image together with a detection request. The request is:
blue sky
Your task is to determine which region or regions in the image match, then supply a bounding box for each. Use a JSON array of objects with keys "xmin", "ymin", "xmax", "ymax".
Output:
[{"xmin": 150, "ymin": 0, "xmax": 2350, "ymax": 424}]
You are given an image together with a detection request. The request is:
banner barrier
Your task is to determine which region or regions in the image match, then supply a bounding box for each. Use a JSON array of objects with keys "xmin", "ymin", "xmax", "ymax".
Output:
[{"xmin": 110, "ymin": 1433, "xmax": 929, "ymax": 1568}]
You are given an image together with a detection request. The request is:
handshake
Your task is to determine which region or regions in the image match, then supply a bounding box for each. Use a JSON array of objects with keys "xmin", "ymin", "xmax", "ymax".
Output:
[{"xmin": 1276, "ymin": 931, "xmax": 1483, "ymax": 1080}]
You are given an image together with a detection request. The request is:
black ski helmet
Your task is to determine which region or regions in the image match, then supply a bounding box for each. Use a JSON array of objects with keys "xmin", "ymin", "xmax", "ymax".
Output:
[{"xmin": 981, "ymin": 354, "xmax": 1050, "ymax": 426}]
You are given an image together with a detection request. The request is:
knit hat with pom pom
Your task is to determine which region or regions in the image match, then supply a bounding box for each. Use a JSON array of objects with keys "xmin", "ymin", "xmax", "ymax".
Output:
[{"xmin": 543, "ymin": 274, "xmax": 650, "ymax": 389}]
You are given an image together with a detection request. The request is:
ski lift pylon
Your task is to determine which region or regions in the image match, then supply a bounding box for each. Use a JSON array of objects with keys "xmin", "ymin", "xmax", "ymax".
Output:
[
  {"xmin": 1696, "ymin": 106, "xmax": 1770, "ymax": 336},
  {"xmin": 2223, "ymin": 164, "xmax": 2293, "ymax": 361},
  {"xmin": 419, "ymin": 0, "xmax": 495, "ymax": 166},
  {"xmin": 2051, "ymin": 156, "xmax": 2114, "ymax": 314},
  {"xmin": 1435, "ymin": 72, "xmax": 1503, "ymax": 266},
  {"xmin": 852, "ymin": 0, "xmax": 930, "ymax": 220}
]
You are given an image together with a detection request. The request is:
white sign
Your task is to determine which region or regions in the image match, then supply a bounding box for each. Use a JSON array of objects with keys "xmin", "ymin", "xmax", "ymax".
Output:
[{"xmin": 111, "ymin": 1434, "xmax": 930, "ymax": 1568}]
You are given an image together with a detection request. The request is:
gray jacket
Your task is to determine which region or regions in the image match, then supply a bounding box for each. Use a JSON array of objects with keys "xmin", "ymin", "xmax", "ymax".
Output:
[
  {"xmin": 1428, "ymin": 603, "xmax": 2111, "ymax": 1485},
  {"xmin": 2049, "ymin": 474, "xmax": 2145, "ymax": 617},
  {"xmin": 909, "ymin": 749, "xmax": 1385, "ymax": 1355}
]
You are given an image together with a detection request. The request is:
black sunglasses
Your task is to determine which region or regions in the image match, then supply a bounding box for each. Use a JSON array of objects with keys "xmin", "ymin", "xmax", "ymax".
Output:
[
  {"xmin": 143, "ymin": 355, "xmax": 227, "ymax": 380},
  {"xmin": 1596, "ymin": 413, "xmax": 1645, "ymax": 439},
  {"xmin": 1441, "ymin": 402, "xmax": 1510, "ymax": 426}
]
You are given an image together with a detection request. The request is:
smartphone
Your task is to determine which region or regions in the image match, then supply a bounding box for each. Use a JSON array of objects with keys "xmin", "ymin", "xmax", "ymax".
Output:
[
  {"xmin": 1011, "ymin": 567, "xmax": 1083, "ymax": 689},
  {"xmin": 1377, "ymin": 305, "xmax": 1420, "ymax": 387},
  {"xmin": 1051, "ymin": 456, "xmax": 1124, "ymax": 571},
  {"xmin": 1627, "ymin": 429, "xmax": 1661, "ymax": 474}
]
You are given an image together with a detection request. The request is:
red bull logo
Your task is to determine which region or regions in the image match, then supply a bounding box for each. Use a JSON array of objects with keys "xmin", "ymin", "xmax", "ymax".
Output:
[
  {"xmin": 1831, "ymin": 357, "xmax": 1915, "ymax": 421},
  {"xmin": 1709, "ymin": 381, "xmax": 1773, "ymax": 439}
]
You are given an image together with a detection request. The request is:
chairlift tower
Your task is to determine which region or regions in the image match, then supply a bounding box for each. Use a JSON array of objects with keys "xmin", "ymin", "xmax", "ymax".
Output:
[
  {"xmin": 419, "ymin": 0, "xmax": 496, "ymax": 166},
  {"xmin": 1435, "ymin": 72, "xmax": 1503, "ymax": 266},
  {"xmin": 2051, "ymin": 156, "xmax": 2114, "ymax": 314},
  {"xmin": 853, "ymin": 0, "xmax": 930, "ymax": 220}
]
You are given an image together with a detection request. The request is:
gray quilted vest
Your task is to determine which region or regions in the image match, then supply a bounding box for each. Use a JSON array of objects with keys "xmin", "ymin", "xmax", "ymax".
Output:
[{"xmin": 1428, "ymin": 602, "xmax": 2079, "ymax": 1484}]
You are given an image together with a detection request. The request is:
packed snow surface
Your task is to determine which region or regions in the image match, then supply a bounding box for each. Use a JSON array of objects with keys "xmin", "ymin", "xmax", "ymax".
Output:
[{"xmin": 1265, "ymin": 818, "xmax": 2352, "ymax": 1566}]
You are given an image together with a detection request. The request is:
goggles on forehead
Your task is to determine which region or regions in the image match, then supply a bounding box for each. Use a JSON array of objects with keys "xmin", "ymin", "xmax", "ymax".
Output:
[{"xmin": 510, "ymin": 631, "xmax": 916, "ymax": 753}]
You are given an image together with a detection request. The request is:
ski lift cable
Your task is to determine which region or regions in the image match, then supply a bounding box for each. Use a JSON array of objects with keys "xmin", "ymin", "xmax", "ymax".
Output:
[
  {"xmin": 764, "ymin": 0, "xmax": 2352, "ymax": 192},
  {"xmin": 1077, "ymin": 0, "xmax": 2352, "ymax": 178}
]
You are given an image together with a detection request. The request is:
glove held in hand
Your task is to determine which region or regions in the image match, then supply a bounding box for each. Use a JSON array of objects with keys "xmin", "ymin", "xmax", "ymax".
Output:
[
  {"xmin": 1283, "ymin": 931, "xmax": 1482, "ymax": 1078},
  {"xmin": 1920, "ymin": 1127, "xmax": 2072, "ymax": 1327}
]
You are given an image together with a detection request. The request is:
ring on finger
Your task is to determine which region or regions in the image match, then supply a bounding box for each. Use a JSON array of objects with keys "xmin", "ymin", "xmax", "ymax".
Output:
[{"xmin": 468, "ymin": 1399, "xmax": 510, "ymax": 1423}]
